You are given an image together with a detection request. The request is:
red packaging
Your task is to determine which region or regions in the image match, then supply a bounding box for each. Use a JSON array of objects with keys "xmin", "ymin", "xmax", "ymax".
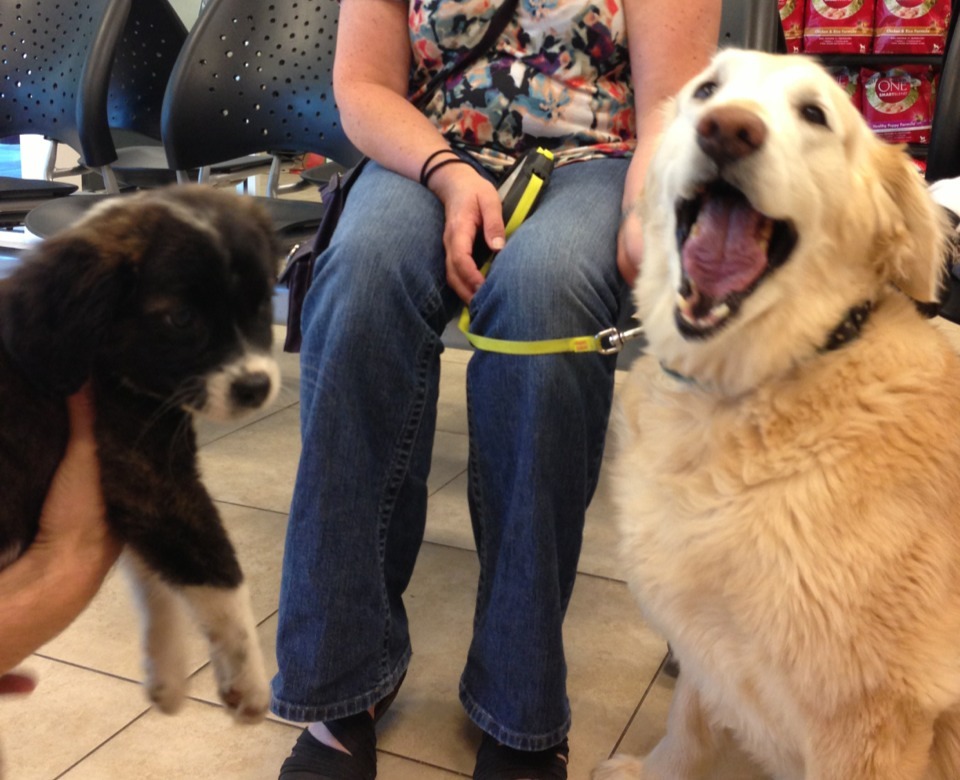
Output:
[
  {"xmin": 779, "ymin": 0, "xmax": 806, "ymax": 52},
  {"xmin": 828, "ymin": 66, "xmax": 864, "ymax": 110},
  {"xmin": 861, "ymin": 66, "xmax": 936, "ymax": 144},
  {"xmin": 874, "ymin": 0, "xmax": 952, "ymax": 55},
  {"xmin": 804, "ymin": 0, "xmax": 876, "ymax": 53}
]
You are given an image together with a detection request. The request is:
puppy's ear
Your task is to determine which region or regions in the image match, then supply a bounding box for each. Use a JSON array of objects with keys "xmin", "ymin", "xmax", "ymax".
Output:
[
  {"xmin": 869, "ymin": 140, "xmax": 949, "ymax": 304},
  {"xmin": 0, "ymin": 233, "xmax": 132, "ymax": 395}
]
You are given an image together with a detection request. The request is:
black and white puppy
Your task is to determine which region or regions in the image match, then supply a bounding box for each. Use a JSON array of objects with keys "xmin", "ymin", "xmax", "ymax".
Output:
[{"xmin": 0, "ymin": 185, "xmax": 279, "ymax": 721}]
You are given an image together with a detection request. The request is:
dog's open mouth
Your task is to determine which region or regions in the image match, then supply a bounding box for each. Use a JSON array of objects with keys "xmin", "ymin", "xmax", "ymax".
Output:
[{"xmin": 674, "ymin": 181, "xmax": 797, "ymax": 338}]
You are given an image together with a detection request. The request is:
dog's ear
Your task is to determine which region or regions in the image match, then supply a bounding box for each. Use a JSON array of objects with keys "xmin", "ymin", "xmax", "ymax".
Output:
[
  {"xmin": 0, "ymin": 232, "xmax": 133, "ymax": 395},
  {"xmin": 868, "ymin": 140, "xmax": 949, "ymax": 304}
]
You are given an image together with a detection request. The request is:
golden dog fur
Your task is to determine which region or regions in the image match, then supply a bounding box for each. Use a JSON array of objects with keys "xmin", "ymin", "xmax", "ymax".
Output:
[{"xmin": 596, "ymin": 50, "xmax": 960, "ymax": 779}]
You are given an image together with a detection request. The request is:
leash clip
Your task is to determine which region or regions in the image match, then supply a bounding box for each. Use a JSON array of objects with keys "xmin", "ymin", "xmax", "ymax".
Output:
[{"xmin": 596, "ymin": 325, "xmax": 644, "ymax": 355}]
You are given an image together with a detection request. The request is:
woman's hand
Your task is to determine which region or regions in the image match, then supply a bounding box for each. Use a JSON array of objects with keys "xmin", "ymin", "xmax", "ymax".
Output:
[
  {"xmin": 0, "ymin": 386, "xmax": 121, "ymax": 689},
  {"xmin": 427, "ymin": 162, "xmax": 505, "ymax": 304}
]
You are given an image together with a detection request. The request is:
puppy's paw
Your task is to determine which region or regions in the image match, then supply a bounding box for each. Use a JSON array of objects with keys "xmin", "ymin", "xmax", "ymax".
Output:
[
  {"xmin": 181, "ymin": 583, "xmax": 269, "ymax": 723},
  {"xmin": 143, "ymin": 643, "xmax": 189, "ymax": 714},
  {"xmin": 592, "ymin": 754, "xmax": 646, "ymax": 780},
  {"xmin": 145, "ymin": 675, "xmax": 187, "ymax": 715},
  {"xmin": 217, "ymin": 661, "xmax": 270, "ymax": 724}
]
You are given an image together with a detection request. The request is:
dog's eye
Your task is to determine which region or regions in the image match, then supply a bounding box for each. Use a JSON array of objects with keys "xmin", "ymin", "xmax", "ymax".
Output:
[
  {"xmin": 163, "ymin": 306, "xmax": 197, "ymax": 330},
  {"xmin": 800, "ymin": 104, "xmax": 829, "ymax": 128},
  {"xmin": 693, "ymin": 81, "xmax": 718, "ymax": 100}
]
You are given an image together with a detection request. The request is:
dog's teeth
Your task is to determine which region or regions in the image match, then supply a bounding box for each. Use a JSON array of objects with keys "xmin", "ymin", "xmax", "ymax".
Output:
[{"xmin": 710, "ymin": 302, "xmax": 730, "ymax": 320}]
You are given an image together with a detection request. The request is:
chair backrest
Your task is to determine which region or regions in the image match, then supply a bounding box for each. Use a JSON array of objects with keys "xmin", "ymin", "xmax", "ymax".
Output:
[
  {"xmin": 106, "ymin": 0, "xmax": 188, "ymax": 143},
  {"xmin": 0, "ymin": 0, "xmax": 131, "ymax": 167},
  {"xmin": 161, "ymin": 0, "xmax": 362, "ymax": 171},
  {"xmin": 926, "ymin": 0, "xmax": 960, "ymax": 182},
  {"xmin": 718, "ymin": 0, "xmax": 786, "ymax": 52}
]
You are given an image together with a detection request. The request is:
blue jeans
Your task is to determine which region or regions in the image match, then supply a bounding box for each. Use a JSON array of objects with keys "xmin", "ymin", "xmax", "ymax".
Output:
[{"xmin": 271, "ymin": 156, "xmax": 629, "ymax": 751}]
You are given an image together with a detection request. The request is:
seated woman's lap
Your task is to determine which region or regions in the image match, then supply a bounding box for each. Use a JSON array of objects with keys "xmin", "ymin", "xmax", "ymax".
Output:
[
  {"xmin": 305, "ymin": 157, "xmax": 629, "ymax": 346},
  {"xmin": 465, "ymin": 157, "xmax": 629, "ymax": 343}
]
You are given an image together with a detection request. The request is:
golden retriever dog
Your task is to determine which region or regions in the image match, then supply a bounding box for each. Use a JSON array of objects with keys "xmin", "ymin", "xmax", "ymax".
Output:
[{"xmin": 595, "ymin": 50, "xmax": 960, "ymax": 779}]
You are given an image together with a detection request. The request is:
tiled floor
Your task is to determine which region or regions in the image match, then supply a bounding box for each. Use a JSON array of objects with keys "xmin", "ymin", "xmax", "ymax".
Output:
[{"xmin": 0, "ymin": 324, "xmax": 771, "ymax": 780}]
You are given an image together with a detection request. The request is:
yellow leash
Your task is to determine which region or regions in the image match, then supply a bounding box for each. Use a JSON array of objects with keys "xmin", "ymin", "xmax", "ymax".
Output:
[{"xmin": 458, "ymin": 148, "xmax": 642, "ymax": 356}]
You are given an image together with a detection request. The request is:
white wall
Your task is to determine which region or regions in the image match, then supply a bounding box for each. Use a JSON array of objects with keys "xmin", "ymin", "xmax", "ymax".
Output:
[{"xmin": 169, "ymin": 0, "xmax": 202, "ymax": 25}]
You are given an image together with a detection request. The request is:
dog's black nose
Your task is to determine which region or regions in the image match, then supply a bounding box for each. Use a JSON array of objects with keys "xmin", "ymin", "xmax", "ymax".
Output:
[
  {"xmin": 696, "ymin": 106, "xmax": 767, "ymax": 165},
  {"xmin": 231, "ymin": 371, "xmax": 272, "ymax": 408}
]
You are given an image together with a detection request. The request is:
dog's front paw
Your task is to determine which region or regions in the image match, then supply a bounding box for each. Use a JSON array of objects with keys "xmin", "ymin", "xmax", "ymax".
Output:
[{"xmin": 592, "ymin": 754, "xmax": 646, "ymax": 780}]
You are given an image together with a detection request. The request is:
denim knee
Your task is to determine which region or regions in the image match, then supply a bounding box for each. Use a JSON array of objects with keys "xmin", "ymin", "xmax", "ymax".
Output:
[
  {"xmin": 465, "ymin": 158, "xmax": 628, "ymax": 344},
  {"xmin": 302, "ymin": 161, "xmax": 454, "ymax": 346}
]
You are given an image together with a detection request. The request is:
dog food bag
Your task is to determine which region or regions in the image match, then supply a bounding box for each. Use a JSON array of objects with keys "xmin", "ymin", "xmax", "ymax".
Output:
[
  {"xmin": 779, "ymin": 0, "xmax": 806, "ymax": 52},
  {"xmin": 804, "ymin": 0, "xmax": 876, "ymax": 53},
  {"xmin": 874, "ymin": 0, "xmax": 952, "ymax": 54},
  {"xmin": 828, "ymin": 66, "xmax": 864, "ymax": 110},
  {"xmin": 861, "ymin": 65, "xmax": 936, "ymax": 144}
]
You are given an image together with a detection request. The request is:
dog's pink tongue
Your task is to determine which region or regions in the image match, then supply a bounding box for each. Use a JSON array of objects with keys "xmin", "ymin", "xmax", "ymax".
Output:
[{"xmin": 682, "ymin": 194, "xmax": 769, "ymax": 300}]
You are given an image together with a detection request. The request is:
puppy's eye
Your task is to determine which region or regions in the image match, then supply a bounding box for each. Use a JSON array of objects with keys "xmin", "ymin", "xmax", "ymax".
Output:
[
  {"xmin": 163, "ymin": 306, "xmax": 197, "ymax": 330},
  {"xmin": 693, "ymin": 81, "xmax": 718, "ymax": 100},
  {"xmin": 800, "ymin": 104, "xmax": 829, "ymax": 127}
]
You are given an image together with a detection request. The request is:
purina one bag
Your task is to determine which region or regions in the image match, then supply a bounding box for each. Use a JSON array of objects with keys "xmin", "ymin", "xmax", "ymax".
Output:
[
  {"xmin": 873, "ymin": 0, "xmax": 952, "ymax": 55},
  {"xmin": 779, "ymin": 0, "xmax": 807, "ymax": 52},
  {"xmin": 804, "ymin": 0, "xmax": 876, "ymax": 53}
]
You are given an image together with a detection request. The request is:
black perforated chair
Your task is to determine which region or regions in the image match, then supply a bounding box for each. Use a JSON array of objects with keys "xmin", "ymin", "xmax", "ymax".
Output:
[
  {"xmin": 162, "ymin": 0, "xmax": 361, "ymax": 214},
  {"xmin": 103, "ymin": 0, "xmax": 188, "ymax": 187},
  {"xmin": 106, "ymin": 0, "xmax": 278, "ymax": 190},
  {"xmin": 26, "ymin": 0, "xmax": 361, "ymax": 245},
  {"xmin": 0, "ymin": 0, "xmax": 131, "ymax": 227}
]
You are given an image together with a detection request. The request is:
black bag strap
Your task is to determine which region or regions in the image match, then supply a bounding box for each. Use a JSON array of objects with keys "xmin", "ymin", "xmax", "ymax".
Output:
[{"xmin": 412, "ymin": 0, "xmax": 520, "ymax": 110}]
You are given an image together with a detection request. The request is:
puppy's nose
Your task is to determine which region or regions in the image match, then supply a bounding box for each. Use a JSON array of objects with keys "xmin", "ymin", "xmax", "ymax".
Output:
[
  {"xmin": 231, "ymin": 371, "xmax": 272, "ymax": 409},
  {"xmin": 696, "ymin": 106, "xmax": 767, "ymax": 165}
]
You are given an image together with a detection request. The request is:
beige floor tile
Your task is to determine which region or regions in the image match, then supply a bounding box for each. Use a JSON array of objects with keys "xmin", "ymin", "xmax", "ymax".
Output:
[
  {"xmin": 580, "ymin": 464, "xmax": 625, "ymax": 581},
  {"xmin": 199, "ymin": 406, "xmax": 468, "ymax": 517},
  {"xmin": 271, "ymin": 324, "xmax": 304, "ymax": 383},
  {"xmin": 442, "ymin": 347, "xmax": 474, "ymax": 366},
  {"xmin": 38, "ymin": 503, "xmax": 286, "ymax": 683},
  {"xmin": 190, "ymin": 542, "xmax": 661, "ymax": 780},
  {"xmin": 424, "ymin": 471, "xmax": 475, "ymax": 551},
  {"xmin": 610, "ymin": 671, "xmax": 772, "ymax": 780},
  {"xmin": 428, "ymin": 431, "xmax": 469, "ymax": 492},
  {"xmin": 562, "ymin": 577, "xmax": 668, "ymax": 779},
  {"xmin": 57, "ymin": 699, "xmax": 300, "ymax": 780},
  {"xmin": 376, "ymin": 753, "xmax": 469, "ymax": 778},
  {"xmin": 0, "ymin": 658, "xmax": 150, "ymax": 780},
  {"xmin": 379, "ymin": 544, "xmax": 662, "ymax": 780},
  {"xmin": 54, "ymin": 696, "xmax": 468, "ymax": 779},
  {"xmin": 437, "ymin": 355, "xmax": 469, "ymax": 436},
  {"xmin": 194, "ymin": 397, "xmax": 299, "ymax": 447},
  {"xmin": 199, "ymin": 405, "xmax": 301, "ymax": 514}
]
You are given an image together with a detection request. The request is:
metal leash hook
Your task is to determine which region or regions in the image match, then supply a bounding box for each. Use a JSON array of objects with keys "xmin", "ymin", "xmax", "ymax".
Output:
[{"xmin": 596, "ymin": 323, "xmax": 645, "ymax": 355}]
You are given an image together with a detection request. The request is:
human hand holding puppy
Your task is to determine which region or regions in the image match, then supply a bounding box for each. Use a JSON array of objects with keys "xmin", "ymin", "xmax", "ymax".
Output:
[{"xmin": 0, "ymin": 386, "xmax": 120, "ymax": 693}]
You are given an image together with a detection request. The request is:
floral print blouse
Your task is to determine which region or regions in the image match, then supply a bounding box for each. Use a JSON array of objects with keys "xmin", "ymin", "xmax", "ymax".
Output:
[{"xmin": 406, "ymin": 0, "xmax": 635, "ymax": 170}]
